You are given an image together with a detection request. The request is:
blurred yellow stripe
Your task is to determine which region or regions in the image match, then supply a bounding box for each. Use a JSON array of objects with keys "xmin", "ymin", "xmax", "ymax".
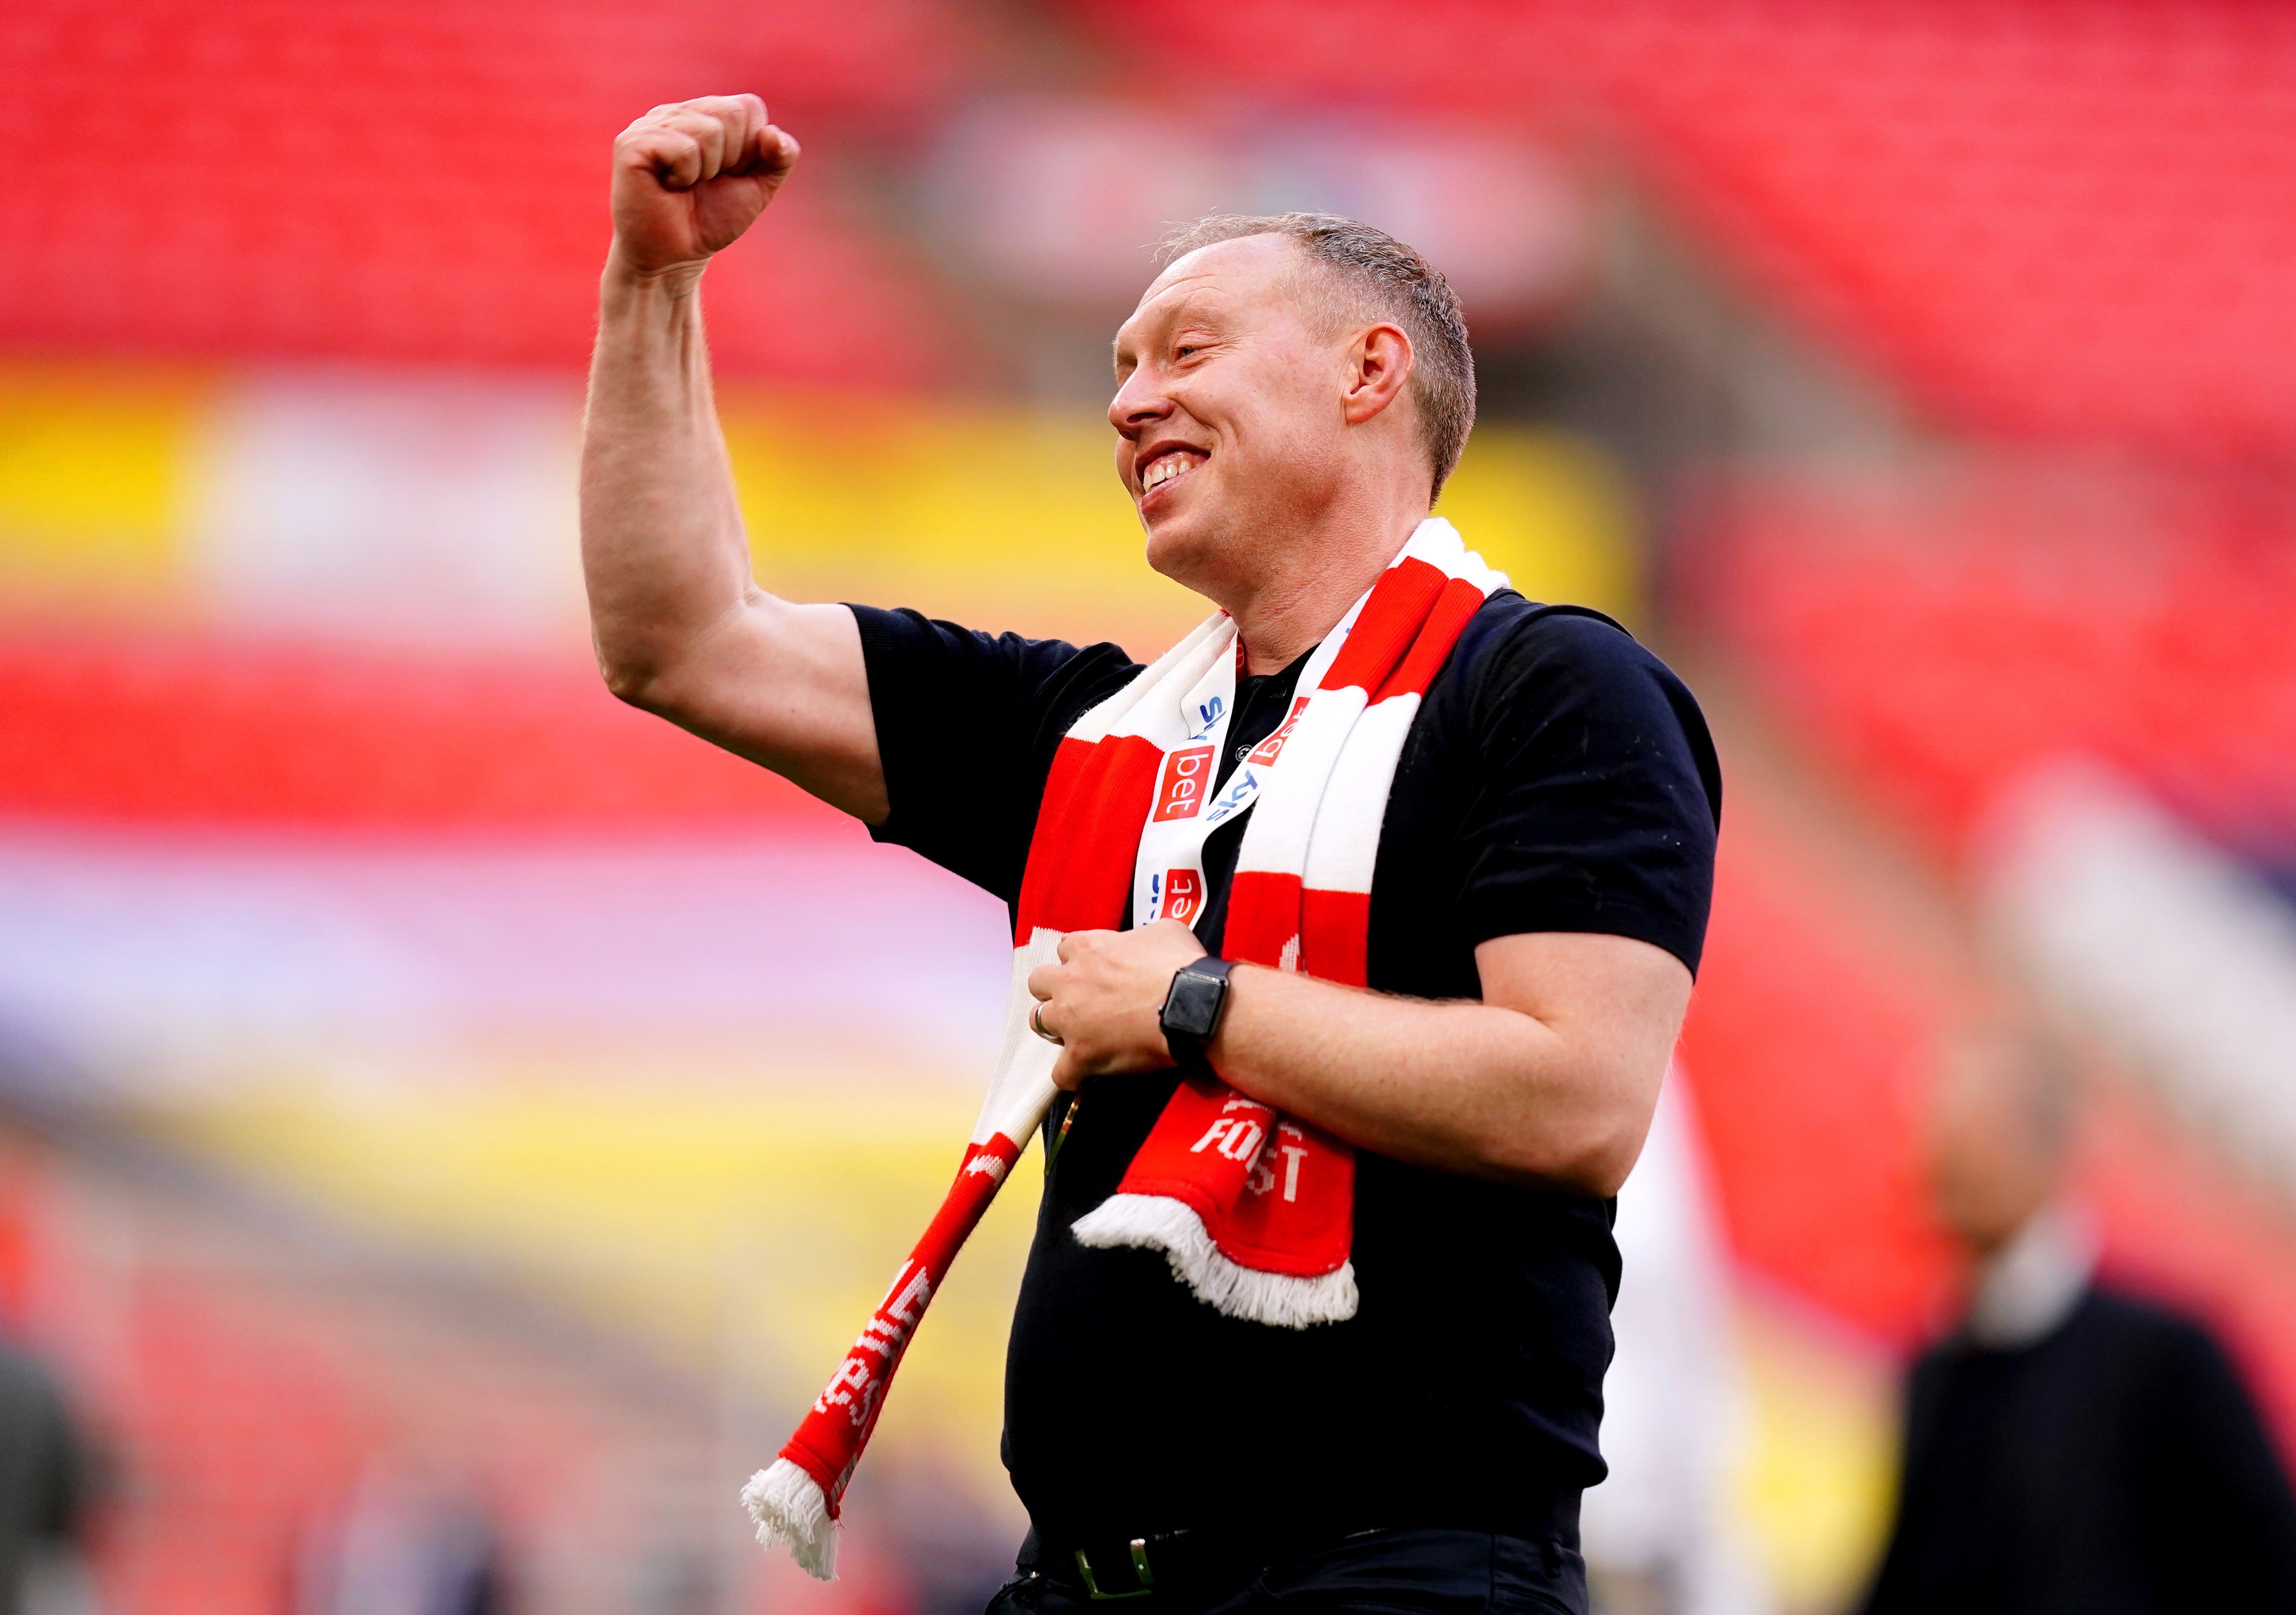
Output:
[
  {"xmin": 0, "ymin": 365, "xmax": 203, "ymax": 594},
  {"xmin": 720, "ymin": 389, "xmax": 1640, "ymax": 648},
  {"xmin": 1735, "ymin": 1298, "xmax": 1898, "ymax": 1612},
  {"xmin": 1437, "ymin": 431, "xmax": 1639, "ymax": 622},
  {"xmin": 153, "ymin": 1074, "xmax": 1039, "ymax": 1487},
  {"xmin": 0, "ymin": 364, "xmax": 1640, "ymax": 643}
]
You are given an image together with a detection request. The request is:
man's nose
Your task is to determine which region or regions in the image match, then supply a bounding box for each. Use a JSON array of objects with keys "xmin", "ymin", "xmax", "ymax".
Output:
[{"xmin": 1108, "ymin": 368, "xmax": 1172, "ymax": 435}]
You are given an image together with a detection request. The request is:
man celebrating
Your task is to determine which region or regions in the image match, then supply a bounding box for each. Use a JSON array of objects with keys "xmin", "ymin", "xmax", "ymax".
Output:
[{"xmin": 582, "ymin": 94, "xmax": 1720, "ymax": 1615}]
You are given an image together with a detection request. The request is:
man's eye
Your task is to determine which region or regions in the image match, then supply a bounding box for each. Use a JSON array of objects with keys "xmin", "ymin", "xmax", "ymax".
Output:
[{"xmin": 1175, "ymin": 345, "xmax": 1199, "ymax": 359}]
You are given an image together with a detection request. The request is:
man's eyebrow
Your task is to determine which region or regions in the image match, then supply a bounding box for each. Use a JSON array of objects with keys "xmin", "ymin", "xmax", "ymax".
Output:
[{"xmin": 1113, "ymin": 280, "xmax": 1237, "ymax": 368}]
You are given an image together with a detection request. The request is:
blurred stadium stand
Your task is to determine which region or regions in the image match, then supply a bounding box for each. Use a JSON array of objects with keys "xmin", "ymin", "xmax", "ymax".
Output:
[
  {"xmin": 1700, "ymin": 471, "xmax": 2296, "ymax": 862},
  {"xmin": 0, "ymin": 636, "xmax": 826, "ymax": 828},
  {"xmin": 5, "ymin": 2, "xmax": 2296, "ymax": 1613},
  {"xmin": 1061, "ymin": 0, "xmax": 2296, "ymax": 456},
  {"xmin": 0, "ymin": 1111, "xmax": 735, "ymax": 1615},
  {"xmin": 0, "ymin": 0, "xmax": 959, "ymax": 384}
]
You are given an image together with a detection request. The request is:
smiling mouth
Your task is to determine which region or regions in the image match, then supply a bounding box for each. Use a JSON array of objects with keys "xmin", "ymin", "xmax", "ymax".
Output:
[{"xmin": 1140, "ymin": 449, "xmax": 1206, "ymax": 497}]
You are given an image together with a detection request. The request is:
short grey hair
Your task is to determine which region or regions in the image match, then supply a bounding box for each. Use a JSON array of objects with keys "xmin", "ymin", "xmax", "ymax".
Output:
[{"xmin": 1157, "ymin": 212, "xmax": 1477, "ymax": 500}]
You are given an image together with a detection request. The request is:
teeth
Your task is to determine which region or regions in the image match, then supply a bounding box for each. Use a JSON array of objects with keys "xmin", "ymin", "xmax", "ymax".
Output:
[{"xmin": 1144, "ymin": 453, "xmax": 1195, "ymax": 491}]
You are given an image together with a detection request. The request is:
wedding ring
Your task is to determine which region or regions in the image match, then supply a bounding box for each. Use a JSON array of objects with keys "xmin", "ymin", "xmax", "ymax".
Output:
[{"xmin": 1029, "ymin": 1002, "xmax": 1064, "ymax": 1046}]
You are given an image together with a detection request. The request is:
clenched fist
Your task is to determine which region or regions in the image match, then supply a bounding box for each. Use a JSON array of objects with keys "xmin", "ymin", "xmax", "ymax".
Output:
[{"xmin": 609, "ymin": 94, "xmax": 799, "ymax": 280}]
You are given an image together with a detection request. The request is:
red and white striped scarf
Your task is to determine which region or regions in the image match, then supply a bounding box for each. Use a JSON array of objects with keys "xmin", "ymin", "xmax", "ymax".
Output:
[{"xmin": 747, "ymin": 518, "xmax": 1505, "ymax": 1577}]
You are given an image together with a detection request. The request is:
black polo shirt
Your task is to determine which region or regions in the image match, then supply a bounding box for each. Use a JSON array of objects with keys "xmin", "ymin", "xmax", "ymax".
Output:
[{"xmin": 850, "ymin": 591, "xmax": 1721, "ymax": 1548}]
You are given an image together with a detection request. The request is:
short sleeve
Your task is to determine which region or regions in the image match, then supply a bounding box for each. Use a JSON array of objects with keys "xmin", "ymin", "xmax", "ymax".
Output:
[
  {"xmin": 1446, "ymin": 606, "xmax": 1722, "ymax": 975},
  {"xmin": 849, "ymin": 604, "xmax": 1142, "ymax": 908}
]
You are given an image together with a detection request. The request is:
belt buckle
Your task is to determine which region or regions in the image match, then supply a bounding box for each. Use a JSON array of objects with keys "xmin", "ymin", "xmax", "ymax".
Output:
[{"xmin": 1074, "ymin": 1539, "xmax": 1154, "ymax": 1600}]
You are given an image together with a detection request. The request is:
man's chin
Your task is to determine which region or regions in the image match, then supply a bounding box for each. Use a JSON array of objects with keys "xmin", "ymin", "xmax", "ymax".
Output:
[{"xmin": 1142, "ymin": 509, "xmax": 1219, "ymax": 592}]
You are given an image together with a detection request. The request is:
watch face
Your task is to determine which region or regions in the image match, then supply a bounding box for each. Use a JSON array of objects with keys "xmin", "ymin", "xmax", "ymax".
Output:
[{"xmin": 1165, "ymin": 970, "xmax": 1225, "ymax": 1039}]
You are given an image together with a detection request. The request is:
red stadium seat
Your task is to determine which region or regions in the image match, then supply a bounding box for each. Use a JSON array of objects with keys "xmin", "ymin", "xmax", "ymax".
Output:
[
  {"xmin": 0, "ymin": 0, "xmax": 962, "ymax": 383},
  {"xmin": 1058, "ymin": 0, "xmax": 2296, "ymax": 455},
  {"xmin": 1698, "ymin": 473, "xmax": 2296, "ymax": 862},
  {"xmin": 0, "ymin": 633, "xmax": 847, "ymax": 830}
]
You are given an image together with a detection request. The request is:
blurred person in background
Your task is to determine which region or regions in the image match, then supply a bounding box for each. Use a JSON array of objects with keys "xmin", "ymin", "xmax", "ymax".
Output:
[
  {"xmin": 1859, "ymin": 1024, "xmax": 2296, "ymax": 1613},
  {"xmin": 581, "ymin": 94, "xmax": 1717, "ymax": 1615},
  {"xmin": 0, "ymin": 1333, "xmax": 96, "ymax": 1615}
]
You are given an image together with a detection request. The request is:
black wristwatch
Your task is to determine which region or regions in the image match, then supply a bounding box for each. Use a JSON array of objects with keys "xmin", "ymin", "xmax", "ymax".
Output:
[{"xmin": 1159, "ymin": 956, "xmax": 1236, "ymax": 1063}]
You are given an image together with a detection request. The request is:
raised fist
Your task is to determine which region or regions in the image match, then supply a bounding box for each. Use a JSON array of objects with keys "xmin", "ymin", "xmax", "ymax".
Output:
[{"xmin": 609, "ymin": 94, "xmax": 799, "ymax": 278}]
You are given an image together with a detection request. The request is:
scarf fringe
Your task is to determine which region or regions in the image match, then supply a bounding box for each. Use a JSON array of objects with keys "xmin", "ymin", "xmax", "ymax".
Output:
[
  {"xmin": 741, "ymin": 1458, "xmax": 838, "ymax": 1580},
  {"xmin": 1071, "ymin": 1193, "xmax": 1359, "ymax": 1329}
]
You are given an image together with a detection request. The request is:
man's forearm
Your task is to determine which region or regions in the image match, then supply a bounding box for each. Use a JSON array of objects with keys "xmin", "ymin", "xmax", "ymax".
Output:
[
  {"xmin": 580, "ymin": 256, "xmax": 756, "ymax": 705},
  {"xmin": 1031, "ymin": 923, "xmax": 1684, "ymax": 1196},
  {"xmin": 1204, "ymin": 965, "xmax": 1654, "ymax": 1196}
]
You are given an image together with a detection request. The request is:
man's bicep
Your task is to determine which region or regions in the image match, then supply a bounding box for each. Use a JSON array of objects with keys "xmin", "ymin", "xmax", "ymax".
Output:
[
  {"xmin": 1473, "ymin": 931, "xmax": 1688, "ymax": 1191},
  {"xmin": 1475, "ymin": 931, "xmax": 1692, "ymax": 1077},
  {"xmin": 635, "ymin": 597, "xmax": 889, "ymax": 824}
]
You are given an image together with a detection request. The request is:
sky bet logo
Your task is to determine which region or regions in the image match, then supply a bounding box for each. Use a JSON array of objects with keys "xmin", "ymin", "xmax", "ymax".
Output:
[
  {"xmin": 1247, "ymin": 696, "xmax": 1312, "ymax": 767},
  {"xmin": 1200, "ymin": 767, "xmax": 1259, "ymax": 827},
  {"xmin": 1153, "ymin": 746, "xmax": 1216, "ymax": 821},
  {"xmin": 1151, "ymin": 868, "xmax": 1203, "ymax": 925}
]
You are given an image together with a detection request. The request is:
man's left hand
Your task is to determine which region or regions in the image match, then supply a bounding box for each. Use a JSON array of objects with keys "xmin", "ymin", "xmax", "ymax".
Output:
[{"xmin": 1027, "ymin": 919, "xmax": 1208, "ymax": 1089}]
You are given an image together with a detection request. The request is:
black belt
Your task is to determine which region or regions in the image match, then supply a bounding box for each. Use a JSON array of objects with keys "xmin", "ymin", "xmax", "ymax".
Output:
[{"xmin": 1024, "ymin": 1523, "xmax": 1386, "ymax": 1604}]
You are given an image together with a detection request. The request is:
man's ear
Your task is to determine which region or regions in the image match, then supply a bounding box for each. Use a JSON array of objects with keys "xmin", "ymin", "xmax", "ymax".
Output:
[{"xmin": 1341, "ymin": 323, "xmax": 1415, "ymax": 425}]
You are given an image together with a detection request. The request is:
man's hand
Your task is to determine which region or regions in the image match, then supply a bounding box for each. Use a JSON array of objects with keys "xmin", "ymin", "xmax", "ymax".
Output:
[
  {"xmin": 1027, "ymin": 920, "xmax": 1207, "ymax": 1090},
  {"xmin": 609, "ymin": 94, "xmax": 799, "ymax": 280}
]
